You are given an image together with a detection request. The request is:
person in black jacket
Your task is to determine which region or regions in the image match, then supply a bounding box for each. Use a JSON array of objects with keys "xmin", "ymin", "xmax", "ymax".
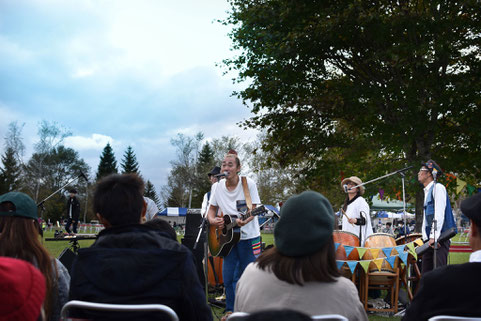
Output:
[
  {"xmin": 403, "ymin": 192, "xmax": 481, "ymax": 320},
  {"xmin": 65, "ymin": 189, "xmax": 80, "ymax": 234},
  {"xmin": 69, "ymin": 174, "xmax": 212, "ymax": 321}
]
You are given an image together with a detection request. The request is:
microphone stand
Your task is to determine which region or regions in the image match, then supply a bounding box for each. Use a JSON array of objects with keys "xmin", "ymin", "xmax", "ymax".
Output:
[
  {"xmin": 432, "ymin": 171, "xmax": 438, "ymax": 269},
  {"xmin": 36, "ymin": 173, "xmax": 85, "ymax": 219}
]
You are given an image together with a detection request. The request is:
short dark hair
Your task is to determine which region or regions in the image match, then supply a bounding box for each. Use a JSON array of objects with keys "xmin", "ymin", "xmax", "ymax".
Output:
[
  {"xmin": 241, "ymin": 309, "xmax": 312, "ymax": 321},
  {"xmin": 143, "ymin": 218, "xmax": 177, "ymax": 241},
  {"xmin": 93, "ymin": 174, "xmax": 144, "ymax": 226},
  {"xmin": 256, "ymin": 238, "xmax": 340, "ymax": 285}
]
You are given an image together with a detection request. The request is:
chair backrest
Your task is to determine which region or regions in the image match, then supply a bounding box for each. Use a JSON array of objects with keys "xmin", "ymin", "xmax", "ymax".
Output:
[
  {"xmin": 311, "ymin": 315, "xmax": 348, "ymax": 321},
  {"xmin": 61, "ymin": 300, "xmax": 179, "ymax": 321},
  {"xmin": 227, "ymin": 312, "xmax": 348, "ymax": 321},
  {"xmin": 428, "ymin": 316, "xmax": 481, "ymax": 321}
]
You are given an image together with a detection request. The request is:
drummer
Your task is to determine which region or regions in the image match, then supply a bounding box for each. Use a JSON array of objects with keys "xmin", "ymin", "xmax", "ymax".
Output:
[{"xmin": 341, "ymin": 176, "xmax": 374, "ymax": 246}]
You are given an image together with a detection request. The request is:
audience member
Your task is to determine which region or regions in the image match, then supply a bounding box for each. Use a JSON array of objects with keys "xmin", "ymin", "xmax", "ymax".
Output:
[
  {"xmin": 143, "ymin": 217, "xmax": 177, "ymax": 241},
  {"xmin": 232, "ymin": 309, "xmax": 313, "ymax": 321},
  {"xmin": 403, "ymin": 192, "xmax": 481, "ymax": 320},
  {"xmin": 0, "ymin": 192, "xmax": 70, "ymax": 321},
  {"xmin": 234, "ymin": 191, "xmax": 368, "ymax": 320},
  {"xmin": 0, "ymin": 257, "xmax": 47, "ymax": 321},
  {"xmin": 69, "ymin": 174, "xmax": 212, "ymax": 321},
  {"xmin": 382, "ymin": 222, "xmax": 394, "ymax": 234}
]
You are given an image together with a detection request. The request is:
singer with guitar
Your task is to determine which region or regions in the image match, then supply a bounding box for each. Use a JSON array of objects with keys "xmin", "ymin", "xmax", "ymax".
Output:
[
  {"xmin": 207, "ymin": 151, "xmax": 261, "ymax": 317},
  {"xmin": 418, "ymin": 160, "xmax": 457, "ymax": 274}
]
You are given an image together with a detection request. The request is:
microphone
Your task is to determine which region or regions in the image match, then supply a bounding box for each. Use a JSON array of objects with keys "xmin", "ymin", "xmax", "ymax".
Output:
[
  {"xmin": 343, "ymin": 184, "xmax": 349, "ymax": 193},
  {"xmin": 79, "ymin": 171, "xmax": 89, "ymax": 183},
  {"xmin": 215, "ymin": 172, "xmax": 228, "ymax": 178}
]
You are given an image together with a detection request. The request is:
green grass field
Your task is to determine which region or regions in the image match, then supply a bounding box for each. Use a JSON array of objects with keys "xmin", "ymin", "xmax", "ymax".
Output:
[{"xmin": 43, "ymin": 230, "xmax": 470, "ymax": 321}]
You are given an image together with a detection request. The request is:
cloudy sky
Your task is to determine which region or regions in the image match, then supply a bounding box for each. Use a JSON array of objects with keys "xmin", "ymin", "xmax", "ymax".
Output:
[{"xmin": 0, "ymin": 0, "xmax": 258, "ymax": 195}]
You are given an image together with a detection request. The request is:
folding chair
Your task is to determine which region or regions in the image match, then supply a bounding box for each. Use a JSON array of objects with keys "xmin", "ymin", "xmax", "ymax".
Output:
[
  {"xmin": 428, "ymin": 316, "xmax": 481, "ymax": 321},
  {"xmin": 227, "ymin": 311, "xmax": 348, "ymax": 320},
  {"xmin": 61, "ymin": 300, "xmax": 179, "ymax": 321}
]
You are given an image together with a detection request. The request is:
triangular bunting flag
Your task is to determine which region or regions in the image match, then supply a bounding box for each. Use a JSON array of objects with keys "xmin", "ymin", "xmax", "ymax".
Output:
[
  {"xmin": 336, "ymin": 261, "xmax": 345, "ymax": 270},
  {"xmin": 357, "ymin": 247, "xmax": 367, "ymax": 259},
  {"xmin": 335, "ymin": 243, "xmax": 340, "ymax": 252},
  {"xmin": 347, "ymin": 261, "xmax": 358, "ymax": 274},
  {"xmin": 359, "ymin": 260, "xmax": 371, "ymax": 273},
  {"xmin": 415, "ymin": 239, "xmax": 424, "ymax": 247},
  {"xmin": 370, "ymin": 248, "xmax": 380, "ymax": 258},
  {"xmin": 457, "ymin": 178, "xmax": 467, "ymax": 194},
  {"xmin": 382, "ymin": 247, "xmax": 394, "ymax": 257},
  {"xmin": 410, "ymin": 250, "xmax": 418, "ymax": 261},
  {"xmin": 386, "ymin": 256, "xmax": 396, "ymax": 269},
  {"xmin": 399, "ymin": 252, "xmax": 409, "ymax": 264},
  {"xmin": 407, "ymin": 242, "xmax": 415, "ymax": 253},
  {"xmin": 374, "ymin": 258, "xmax": 384, "ymax": 271},
  {"xmin": 394, "ymin": 245, "xmax": 405, "ymax": 255},
  {"xmin": 344, "ymin": 245, "xmax": 355, "ymax": 258}
]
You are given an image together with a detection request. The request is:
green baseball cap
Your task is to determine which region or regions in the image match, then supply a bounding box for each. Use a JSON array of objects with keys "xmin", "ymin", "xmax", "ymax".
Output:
[{"xmin": 0, "ymin": 192, "xmax": 38, "ymax": 220}]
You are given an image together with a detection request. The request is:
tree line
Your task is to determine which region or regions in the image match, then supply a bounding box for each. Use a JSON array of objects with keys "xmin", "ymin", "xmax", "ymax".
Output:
[{"xmin": 0, "ymin": 121, "xmax": 160, "ymax": 223}]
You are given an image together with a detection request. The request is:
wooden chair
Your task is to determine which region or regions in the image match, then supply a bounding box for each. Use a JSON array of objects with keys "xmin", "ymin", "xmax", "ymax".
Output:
[
  {"xmin": 61, "ymin": 300, "xmax": 179, "ymax": 321},
  {"xmin": 361, "ymin": 261, "xmax": 401, "ymax": 313}
]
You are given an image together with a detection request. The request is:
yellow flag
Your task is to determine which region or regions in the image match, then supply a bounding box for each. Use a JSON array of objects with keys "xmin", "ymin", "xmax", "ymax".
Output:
[
  {"xmin": 457, "ymin": 178, "xmax": 467, "ymax": 194},
  {"xmin": 415, "ymin": 238, "xmax": 424, "ymax": 247},
  {"xmin": 374, "ymin": 258, "xmax": 384, "ymax": 271},
  {"xmin": 407, "ymin": 242, "xmax": 415, "ymax": 253},
  {"xmin": 370, "ymin": 248, "xmax": 380, "ymax": 258}
]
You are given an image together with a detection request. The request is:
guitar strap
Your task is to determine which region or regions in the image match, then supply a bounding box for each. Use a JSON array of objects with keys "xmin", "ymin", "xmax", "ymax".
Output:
[{"xmin": 241, "ymin": 176, "xmax": 253, "ymax": 212}]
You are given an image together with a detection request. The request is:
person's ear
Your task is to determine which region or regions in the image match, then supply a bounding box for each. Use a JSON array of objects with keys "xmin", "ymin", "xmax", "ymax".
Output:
[
  {"xmin": 96, "ymin": 213, "xmax": 111, "ymax": 228},
  {"xmin": 470, "ymin": 220, "xmax": 478, "ymax": 238}
]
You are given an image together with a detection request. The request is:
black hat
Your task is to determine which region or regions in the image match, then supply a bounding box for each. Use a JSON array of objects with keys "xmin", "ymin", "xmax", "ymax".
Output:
[
  {"xmin": 423, "ymin": 159, "xmax": 443, "ymax": 177},
  {"xmin": 274, "ymin": 191, "xmax": 334, "ymax": 257},
  {"xmin": 68, "ymin": 189, "xmax": 78, "ymax": 194},
  {"xmin": 207, "ymin": 166, "xmax": 221, "ymax": 177},
  {"xmin": 460, "ymin": 192, "xmax": 481, "ymax": 227}
]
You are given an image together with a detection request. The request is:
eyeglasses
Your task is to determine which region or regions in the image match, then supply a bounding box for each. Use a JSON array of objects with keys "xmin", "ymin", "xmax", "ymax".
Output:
[{"xmin": 419, "ymin": 168, "xmax": 429, "ymax": 172}]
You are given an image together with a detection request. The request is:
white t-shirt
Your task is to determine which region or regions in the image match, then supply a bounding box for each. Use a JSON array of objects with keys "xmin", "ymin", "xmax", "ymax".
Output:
[
  {"xmin": 143, "ymin": 197, "xmax": 160, "ymax": 221},
  {"xmin": 201, "ymin": 182, "xmax": 218, "ymax": 217},
  {"xmin": 341, "ymin": 196, "xmax": 373, "ymax": 246},
  {"xmin": 209, "ymin": 176, "xmax": 260, "ymax": 240}
]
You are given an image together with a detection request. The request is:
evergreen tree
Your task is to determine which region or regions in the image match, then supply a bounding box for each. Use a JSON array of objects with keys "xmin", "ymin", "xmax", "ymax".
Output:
[
  {"xmin": 0, "ymin": 147, "xmax": 21, "ymax": 194},
  {"xmin": 144, "ymin": 180, "xmax": 161, "ymax": 208},
  {"xmin": 96, "ymin": 143, "xmax": 118, "ymax": 181},
  {"xmin": 120, "ymin": 146, "xmax": 140, "ymax": 174},
  {"xmin": 191, "ymin": 142, "xmax": 215, "ymax": 208}
]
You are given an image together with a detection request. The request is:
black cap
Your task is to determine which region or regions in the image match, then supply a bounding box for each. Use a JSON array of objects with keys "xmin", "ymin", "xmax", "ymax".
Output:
[
  {"xmin": 69, "ymin": 189, "xmax": 78, "ymax": 194},
  {"xmin": 461, "ymin": 193, "xmax": 481, "ymax": 227},
  {"xmin": 423, "ymin": 159, "xmax": 443, "ymax": 177},
  {"xmin": 207, "ymin": 166, "xmax": 221, "ymax": 177}
]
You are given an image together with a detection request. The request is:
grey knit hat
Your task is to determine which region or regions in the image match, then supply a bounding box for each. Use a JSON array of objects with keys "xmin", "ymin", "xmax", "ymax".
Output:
[{"xmin": 275, "ymin": 191, "xmax": 335, "ymax": 257}]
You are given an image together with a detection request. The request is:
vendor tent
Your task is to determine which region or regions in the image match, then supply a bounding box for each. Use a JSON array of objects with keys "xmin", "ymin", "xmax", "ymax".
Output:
[{"xmin": 370, "ymin": 194, "xmax": 413, "ymax": 211}]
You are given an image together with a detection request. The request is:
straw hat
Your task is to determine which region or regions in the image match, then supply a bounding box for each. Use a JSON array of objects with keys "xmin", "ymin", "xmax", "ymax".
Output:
[{"xmin": 341, "ymin": 176, "xmax": 365, "ymax": 195}]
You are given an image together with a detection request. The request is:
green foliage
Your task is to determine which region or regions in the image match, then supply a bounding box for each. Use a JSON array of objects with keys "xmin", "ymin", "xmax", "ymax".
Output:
[
  {"xmin": 96, "ymin": 143, "xmax": 118, "ymax": 181},
  {"xmin": 144, "ymin": 180, "xmax": 161, "ymax": 208},
  {"xmin": 221, "ymin": 0, "xmax": 481, "ymax": 219},
  {"xmin": 120, "ymin": 146, "xmax": 140, "ymax": 174},
  {"xmin": 192, "ymin": 142, "xmax": 216, "ymax": 208},
  {"xmin": 0, "ymin": 147, "xmax": 22, "ymax": 194}
]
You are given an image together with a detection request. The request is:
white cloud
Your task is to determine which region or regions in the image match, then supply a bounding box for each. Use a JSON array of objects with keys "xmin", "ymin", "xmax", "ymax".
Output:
[{"xmin": 64, "ymin": 134, "xmax": 115, "ymax": 151}]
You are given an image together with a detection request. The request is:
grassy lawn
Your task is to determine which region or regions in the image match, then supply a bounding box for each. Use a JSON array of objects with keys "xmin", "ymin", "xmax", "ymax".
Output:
[{"xmin": 43, "ymin": 230, "xmax": 469, "ymax": 321}]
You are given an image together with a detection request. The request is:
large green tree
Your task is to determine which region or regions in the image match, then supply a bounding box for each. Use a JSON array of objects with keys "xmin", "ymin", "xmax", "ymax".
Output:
[
  {"xmin": 222, "ymin": 0, "xmax": 481, "ymax": 227},
  {"xmin": 96, "ymin": 143, "xmax": 118, "ymax": 181},
  {"xmin": 144, "ymin": 180, "xmax": 161, "ymax": 208},
  {"xmin": 120, "ymin": 146, "xmax": 140, "ymax": 174},
  {"xmin": 0, "ymin": 147, "xmax": 22, "ymax": 194}
]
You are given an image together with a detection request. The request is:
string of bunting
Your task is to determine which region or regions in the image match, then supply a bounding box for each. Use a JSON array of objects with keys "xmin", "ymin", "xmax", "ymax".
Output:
[{"xmin": 335, "ymin": 238, "xmax": 423, "ymax": 273}]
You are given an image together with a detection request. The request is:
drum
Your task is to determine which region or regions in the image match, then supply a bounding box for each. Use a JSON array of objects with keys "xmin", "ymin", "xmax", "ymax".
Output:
[
  {"xmin": 333, "ymin": 231, "xmax": 360, "ymax": 261},
  {"xmin": 364, "ymin": 233, "xmax": 397, "ymax": 273},
  {"xmin": 396, "ymin": 233, "xmax": 422, "ymax": 245},
  {"xmin": 207, "ymin": 255, "xmax": 223, "ymax": 287}
]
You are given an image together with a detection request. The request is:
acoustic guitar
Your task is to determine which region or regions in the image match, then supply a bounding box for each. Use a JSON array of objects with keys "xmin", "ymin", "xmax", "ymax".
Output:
[{"xmin": 208, "ymin": 205, "xmax": 267, "ymax": 257}]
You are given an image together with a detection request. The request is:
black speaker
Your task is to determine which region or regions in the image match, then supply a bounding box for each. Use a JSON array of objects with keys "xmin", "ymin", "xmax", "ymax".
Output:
[
  {"xmin": 185, "ymin": 213, "xmax": 203, "ymax": 237},
  {"xmin": 182, "ymin": 235, "xmax": 206, "ymax": 287},
  {"xmin": 58, "ymin": 247, "xmax": 77, "ymax": 274}
]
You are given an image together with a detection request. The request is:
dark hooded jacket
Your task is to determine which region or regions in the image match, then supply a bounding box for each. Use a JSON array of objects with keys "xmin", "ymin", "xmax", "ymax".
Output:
[{"xmin": 69, "ymin": 224, "xmax": 212, "ymax": 321}]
